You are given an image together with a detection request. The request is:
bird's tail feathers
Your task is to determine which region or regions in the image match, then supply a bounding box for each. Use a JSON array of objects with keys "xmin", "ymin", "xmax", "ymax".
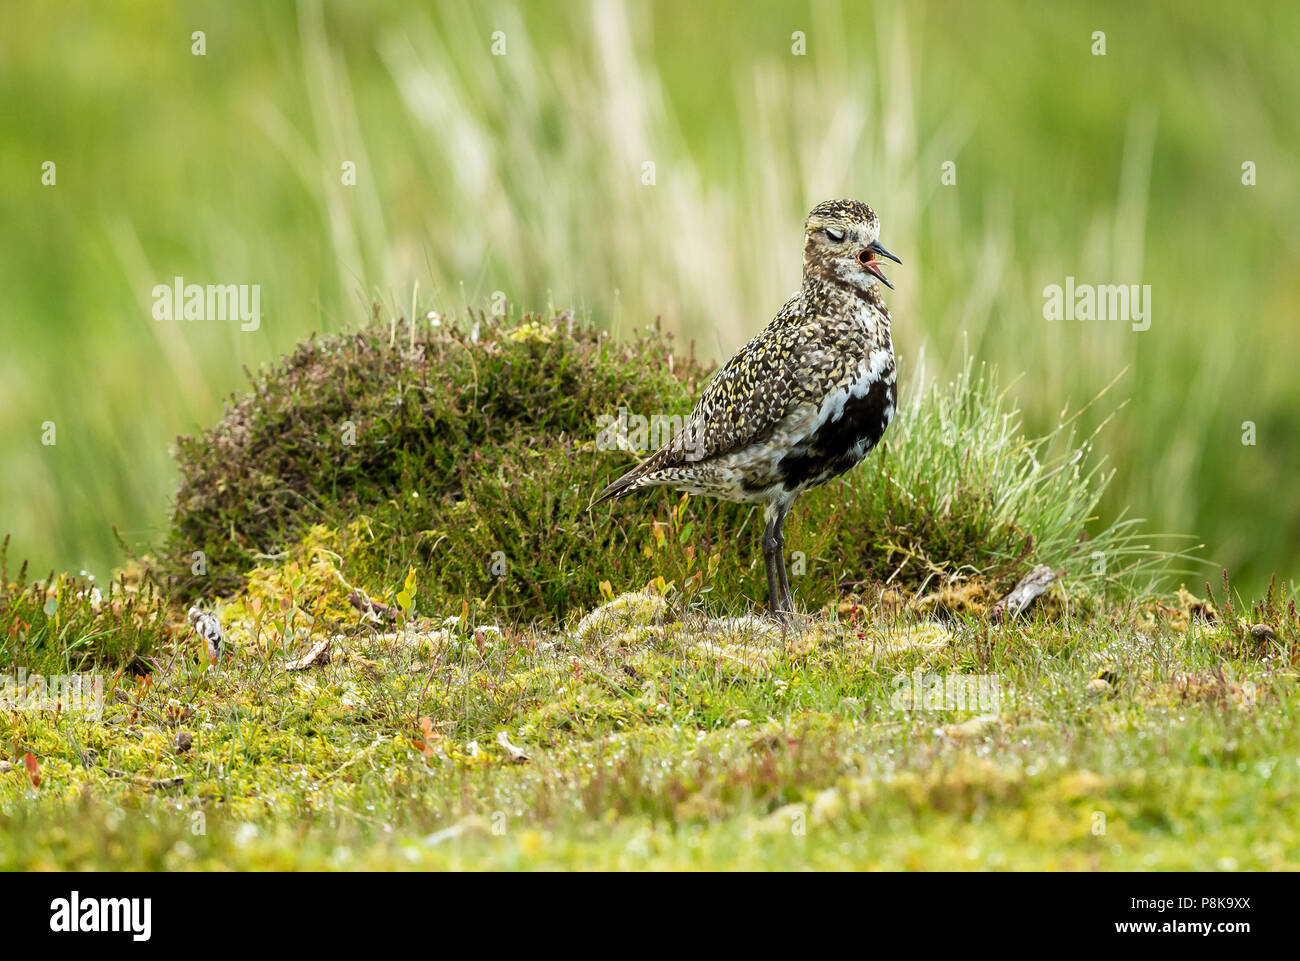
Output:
[{"xmin": 589, "ymin": 461, "xmax": 660, "ymax": 510}]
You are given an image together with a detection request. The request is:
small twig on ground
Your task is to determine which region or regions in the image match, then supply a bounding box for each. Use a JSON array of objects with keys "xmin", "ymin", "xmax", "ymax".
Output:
[
  {"xmin": 990, "ymin": 565, "xmax": 1057, "ymax": 622},
  {"xmin": 347, "ymin": 589, "xmax": 397, "ymax": 622}
]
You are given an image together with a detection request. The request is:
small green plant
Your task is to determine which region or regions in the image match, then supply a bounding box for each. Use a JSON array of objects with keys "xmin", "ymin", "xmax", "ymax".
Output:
[
  {"xmin": 0, "ymin": 538, "xmax": 163, "ymax": 673},
  {"xmin": 644, "ymin": 494, "xmax": 722, "ymax": 610},
  {"xmin": 395, "ymin": 566, "xmax": 418, "ymax": 622}
]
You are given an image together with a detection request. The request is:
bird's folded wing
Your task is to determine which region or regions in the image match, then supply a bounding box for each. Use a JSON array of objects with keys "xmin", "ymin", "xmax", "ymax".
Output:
[{"xmin": 651, "ymin": 322, "xmax": 832, "ymax": 470}]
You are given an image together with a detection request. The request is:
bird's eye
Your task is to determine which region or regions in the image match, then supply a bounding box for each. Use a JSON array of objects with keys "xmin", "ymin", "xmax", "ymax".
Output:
[{"xmin": 824, "ymin": 227, "xmax": 845, "ymax": 243}]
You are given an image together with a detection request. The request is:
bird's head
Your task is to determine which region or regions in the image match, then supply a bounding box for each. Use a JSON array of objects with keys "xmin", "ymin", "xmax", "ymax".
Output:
[{"xmin": 802, "ymin": 199, "xmax": 901, "ymax": 292}]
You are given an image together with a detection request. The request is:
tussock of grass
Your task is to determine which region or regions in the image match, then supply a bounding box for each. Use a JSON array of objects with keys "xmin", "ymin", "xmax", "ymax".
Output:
[
  {"xmin": 163, "ymin": 311, "xmax": 712, "ymax": 612},
  {"xmin": 163, "ymin": 311, "xmax": 1170, "ymax": 628},
  {"xmin": 845, "ymin": 356, "xmax": 1179, "ymax": 595}
]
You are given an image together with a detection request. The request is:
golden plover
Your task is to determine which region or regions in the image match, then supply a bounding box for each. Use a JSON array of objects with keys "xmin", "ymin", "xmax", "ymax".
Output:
[{"xmin": 592, "ymin": 199, "xmax": 901, "ymax": 622}]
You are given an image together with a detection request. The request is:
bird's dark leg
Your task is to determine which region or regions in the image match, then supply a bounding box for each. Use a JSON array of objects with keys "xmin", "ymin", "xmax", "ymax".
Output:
[
  {"xmin": 773, "ymin": 509, "xmax": 794, "ymax": 613},
  {"xmin": 762, "ymin": 515, "xmax": 785, "ymax": 620},
  {"xmin": 763, "ymin": 500, "xmax": 795, "ymax": 622}
]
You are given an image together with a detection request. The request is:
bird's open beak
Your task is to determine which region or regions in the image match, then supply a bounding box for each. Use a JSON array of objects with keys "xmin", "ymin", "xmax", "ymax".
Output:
[{"xmin": 859, "ymin": 240, "xmax": 902, "ymax": 289}]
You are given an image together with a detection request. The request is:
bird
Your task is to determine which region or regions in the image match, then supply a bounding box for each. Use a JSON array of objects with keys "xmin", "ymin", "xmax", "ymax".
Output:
[
  {"xmin": 591, "ymin": 199, "xmax": 901, "ymax": 622},
  {"xmin": 187, "ymin": 604, "xmax": 226, "ymax": 665}
]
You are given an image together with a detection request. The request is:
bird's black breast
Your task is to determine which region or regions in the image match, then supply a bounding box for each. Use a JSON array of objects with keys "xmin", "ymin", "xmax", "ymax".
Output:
[{"xmin": 776, "ymin": 376, "xmax": 896, "ymax": 492}]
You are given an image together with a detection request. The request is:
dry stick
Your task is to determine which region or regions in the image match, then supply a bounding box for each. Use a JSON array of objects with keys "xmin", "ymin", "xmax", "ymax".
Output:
[{"xmin": 990, "ymin": 565, "xmax": 1057, "ymax": 622}]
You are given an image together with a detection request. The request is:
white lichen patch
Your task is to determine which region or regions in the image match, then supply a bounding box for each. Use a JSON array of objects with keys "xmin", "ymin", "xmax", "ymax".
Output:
[
  {"xmin": 575, "ymin": 591, "xmax": 669, "ymax": 643},
  {"xmin": 845, "ymin": 621, "xmax": 953, "ymax": 658},
  {"xmin": 676, "ymin": 611, "xmax": 801, "ymax": 672},
  {"xmin": 705, "ymin": 615, "xmax": 783, "ymax": 642},
  {"xmin": 612, "ymin": 624, "xmax": 667, "ymax": 648},
  {"xmin": 688, "ymin": 638, "xmax": 778, "ymax": 672}
]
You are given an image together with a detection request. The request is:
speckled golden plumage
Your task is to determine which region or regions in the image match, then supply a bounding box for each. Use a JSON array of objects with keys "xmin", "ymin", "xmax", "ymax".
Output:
[{"xmin": 594, "ymin": 199, "xmax": 902, "ymax": 621}]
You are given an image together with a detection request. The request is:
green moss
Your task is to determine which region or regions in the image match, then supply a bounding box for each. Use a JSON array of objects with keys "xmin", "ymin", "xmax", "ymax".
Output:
[{"xmin": 3, "ymin": 576, "xmax": 1299, "ymax": 869}]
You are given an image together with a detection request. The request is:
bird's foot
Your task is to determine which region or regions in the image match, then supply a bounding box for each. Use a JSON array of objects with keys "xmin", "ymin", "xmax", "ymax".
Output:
[{"xmin": 767, "ymin": 607, "xmax": 812, "ymax": 632}]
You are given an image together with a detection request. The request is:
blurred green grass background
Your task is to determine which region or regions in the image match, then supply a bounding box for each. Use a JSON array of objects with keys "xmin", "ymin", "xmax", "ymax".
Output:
[{"xmin": 1, "ymin": 0, "xmax": 1297, "ymax": 594}]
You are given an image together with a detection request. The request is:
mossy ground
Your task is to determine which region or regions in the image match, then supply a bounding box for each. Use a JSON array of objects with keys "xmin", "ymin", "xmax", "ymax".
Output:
[
  {"xmin": 2, "ymin": 313, "xmax": 1295, "ymax": 870},
  {"xmin": 2, "ymin": 575, "xmax": 1298, "ymax": 870}
]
